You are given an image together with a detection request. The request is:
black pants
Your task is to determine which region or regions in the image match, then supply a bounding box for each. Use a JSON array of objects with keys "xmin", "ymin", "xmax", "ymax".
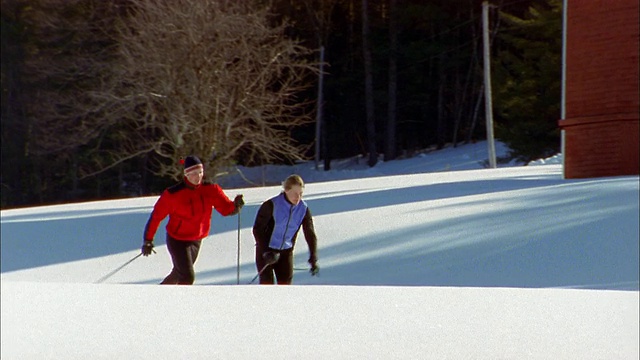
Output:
[
  {"xmin": 160, "ymin": 234, "xmax": 202, "ymax": 285},
  {"xmin": 256, "ymin": 244, "xmax": 294, "ymax": 285}
]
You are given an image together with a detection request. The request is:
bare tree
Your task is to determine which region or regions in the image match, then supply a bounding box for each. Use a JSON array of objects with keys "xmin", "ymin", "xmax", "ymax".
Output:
[{"xmin": 105, "ymin": 0, "xmax": 318, "ymax": 181}]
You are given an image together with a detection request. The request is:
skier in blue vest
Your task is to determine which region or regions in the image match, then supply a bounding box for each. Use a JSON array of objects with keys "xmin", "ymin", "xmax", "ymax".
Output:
[{"xmin": 252, "ymin": 174, "xmax": 319, "ymax": 284}]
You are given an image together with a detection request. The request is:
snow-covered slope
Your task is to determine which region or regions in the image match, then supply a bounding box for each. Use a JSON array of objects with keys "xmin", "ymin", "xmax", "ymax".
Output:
[{"xmin": 2, "ymin": 142, "xmax": 638, "ymax": 359}]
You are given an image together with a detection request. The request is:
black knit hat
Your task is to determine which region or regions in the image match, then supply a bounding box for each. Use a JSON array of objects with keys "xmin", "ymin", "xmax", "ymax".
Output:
[{"xmin": 181, "ymin": 155, "xmax": 203, "ymax": 171}]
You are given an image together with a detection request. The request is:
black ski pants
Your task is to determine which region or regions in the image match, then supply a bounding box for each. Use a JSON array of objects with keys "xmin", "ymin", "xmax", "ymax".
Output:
[
  {"xmin": 160, "ymin": 234, "xmax": 202, "ymax": 285},
  {"xmin": 256, "ymin": 243, "xmax": 294, "ymax": 285}
]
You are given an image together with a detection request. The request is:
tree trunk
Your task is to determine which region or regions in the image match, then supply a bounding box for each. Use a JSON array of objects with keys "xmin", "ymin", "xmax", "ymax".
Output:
[
  {"xmin": 467, "ymin": 84, "xmax": 484, "ymax": 144},
  {"xmin": 436, "ymin": 54, "xmax": 446, "ymax": 150},
  {"xmin": 361, "ymin": 0, "xmax": 377, "ymax": 167},
  {"xmin": 385, "ymin": 0, "xmax": 398, "ymax": 161}
]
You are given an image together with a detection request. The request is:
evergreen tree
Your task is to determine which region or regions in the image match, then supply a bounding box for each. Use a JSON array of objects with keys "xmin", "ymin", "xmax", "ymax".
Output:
[{"xmin": 492, "ymin": 0, "xmax": 562, "ymax": 163}]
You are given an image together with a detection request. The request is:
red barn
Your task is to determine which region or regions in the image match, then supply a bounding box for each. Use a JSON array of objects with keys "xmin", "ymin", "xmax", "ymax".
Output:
[{"xmin": 559, "ymin": 0, "xmax": 639, "ymax": 178}]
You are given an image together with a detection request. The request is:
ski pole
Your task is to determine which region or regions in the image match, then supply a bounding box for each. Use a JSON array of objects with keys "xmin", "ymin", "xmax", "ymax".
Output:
[
  {"xmin": 236, "ymin": 209, "xmax": 241, "ymax": 285},
  {"xmin": 248, "ymin": 263, "xmax": 270, "ymax": 284},
  {"xmin": 248, "ymin": 252, "xmax": 280, "ymax": 284},
  {"xmin": 95, "ymin": 252, "xmax": 145, "ymax": 284}
]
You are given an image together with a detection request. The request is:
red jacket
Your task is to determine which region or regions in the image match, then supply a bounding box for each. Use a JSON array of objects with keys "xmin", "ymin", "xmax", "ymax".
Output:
[{"xmin": 144, "ymin": 180, "xmax": 237, "ymax": 241}]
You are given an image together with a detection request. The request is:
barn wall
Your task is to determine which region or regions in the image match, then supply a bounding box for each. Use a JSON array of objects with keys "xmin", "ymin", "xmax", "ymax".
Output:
[{"xmin": 559, "ymin": 0, "xmax": 639, "ymax": 178}]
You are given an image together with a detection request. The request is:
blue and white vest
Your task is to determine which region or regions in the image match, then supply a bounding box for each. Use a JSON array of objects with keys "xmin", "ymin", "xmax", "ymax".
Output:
[{"xmin": 268, "ymin": 193, "xmax": 308, "ymax": 250}]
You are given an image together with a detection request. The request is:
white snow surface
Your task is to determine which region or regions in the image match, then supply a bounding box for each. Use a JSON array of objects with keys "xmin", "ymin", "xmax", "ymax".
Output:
[{"xmin": 1, "ymin": 141, "xmax": 638, "ymax": 359}]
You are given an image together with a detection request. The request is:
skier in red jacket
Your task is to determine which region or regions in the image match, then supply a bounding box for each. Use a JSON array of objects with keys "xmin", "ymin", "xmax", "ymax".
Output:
[{"xmin": 142, "ymin": 155, "xmax": 244, "ymax": 285}]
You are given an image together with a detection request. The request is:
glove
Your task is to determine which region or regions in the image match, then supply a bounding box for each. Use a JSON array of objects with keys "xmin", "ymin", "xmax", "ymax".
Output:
[
  {"xmin": 233, "ymin": 194, "xmax": 245, "ymax": 212},
  {"xmin": 308, "ymin": 255, "xmax": 319, "ymax": 276},
  {"xmin": 262, "ymin": 251, "xmax": 280, "ymax": 266},
  {"xmin": 141, "ymin": 240, "xmax": 155, "ymax": 256}
]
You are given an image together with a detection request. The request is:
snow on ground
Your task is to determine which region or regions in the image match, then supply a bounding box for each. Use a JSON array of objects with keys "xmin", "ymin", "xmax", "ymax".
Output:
[{"xmin": 1, "ymin": 141, "xmax": 638, "ymax": 359}]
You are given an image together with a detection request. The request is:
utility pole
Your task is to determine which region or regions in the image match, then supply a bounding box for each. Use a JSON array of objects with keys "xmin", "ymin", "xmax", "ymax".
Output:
[{"xmin": 482, "ymin": 1, "xmax": 497, "ymax": 168}]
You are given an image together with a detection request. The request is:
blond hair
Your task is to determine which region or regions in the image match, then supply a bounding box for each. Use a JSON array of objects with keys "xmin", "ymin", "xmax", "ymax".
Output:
[{"xmin": 282, "ymin": 174, "xmax": 304, "ymax": 190}]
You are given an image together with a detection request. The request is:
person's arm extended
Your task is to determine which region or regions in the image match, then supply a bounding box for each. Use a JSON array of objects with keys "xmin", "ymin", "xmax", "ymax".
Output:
[{"xmin": 302, "ymin": 208, "xmax": 318, "ymax": 261}]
